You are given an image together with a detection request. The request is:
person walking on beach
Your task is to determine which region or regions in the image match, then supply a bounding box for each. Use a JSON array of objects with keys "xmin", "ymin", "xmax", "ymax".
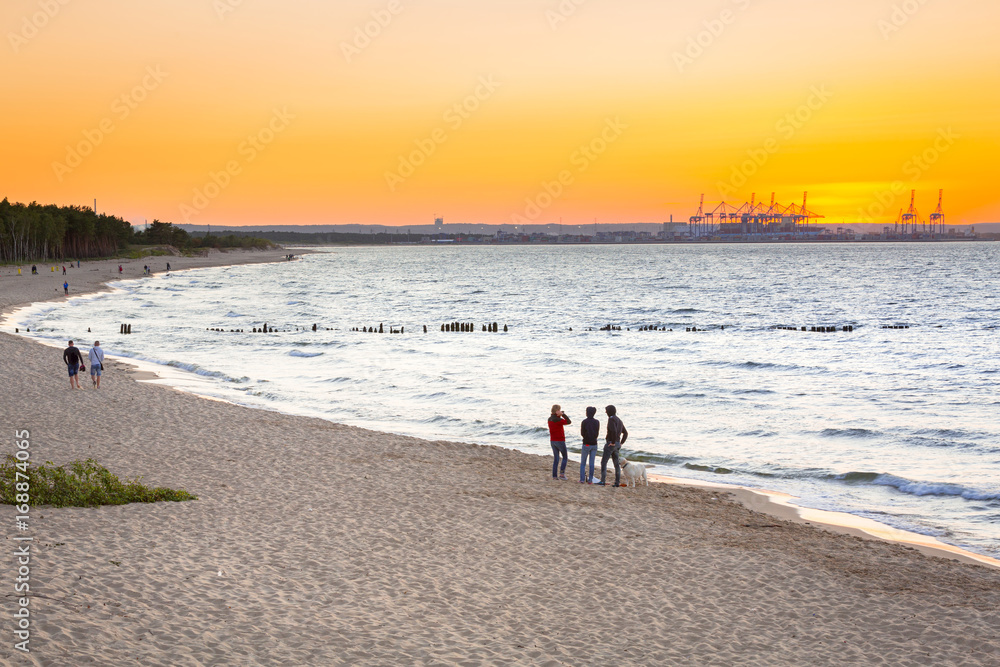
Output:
[
  {"xmin": 166, "ymin": 262, "xmax": 171, "ymax": 272},
  {"xmin": 118, "ymin": 264, "xmax": 123, "ymax": 276},
  {"xmin": 88, "ymin": 341, "xmax": 105, "ymax": 389},
  {"xmin": 580, "ymin": 406, "xmax": 600, "ymax": 484},
  {"xmin": 598, "ymin": 405, "xmax": 628, "ymax": 487},
  {"xmin": 548, "ymin": 405, "xmax": 572, "ymax": 480},
  {"xmin": 63, "ymin": 340, "xmax": 84, "ymax": 389},
  {"xmin": 63, "ymin": 281, "xmax": 69, "ymax": 295}
]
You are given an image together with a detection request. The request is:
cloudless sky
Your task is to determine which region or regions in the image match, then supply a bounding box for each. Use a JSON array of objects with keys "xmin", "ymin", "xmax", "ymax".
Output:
[{"xmin": 3, "ymin": 0, "xmax": 998, "ymax": 227}]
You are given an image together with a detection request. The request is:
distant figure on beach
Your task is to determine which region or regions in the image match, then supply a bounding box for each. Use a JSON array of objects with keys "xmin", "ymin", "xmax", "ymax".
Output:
[
  {"xmin": 88, "ymin": 341, "xmax": 105, "ymax": 389},
  {"xmin": 63, "ymin": 340, "xmax": 83, "ymax": 389},
  {"xmin": 77, "ymin": 260, "xmax": 80, "ymax": 268},
  {"xmin": 31, "ymin": 265, "xmax": 37, "ymax": 274},
  {"xmin": 166, "ymin": 262, "xmax": 171, "ymax": 272},
  {"xmin": 118, "ymin": 264, "xmax": 123, "ymax": 275},
  {"xmin": 62, "ymin": 265, "xmax": 66, "ymax": 275},
  {"xmin": 598, "ymin": 405, "xmax": 628, "ymax": 487},
  {"xmin": 547, "ymin": 405, "xmax": 571, "ymax": 480},
  {"xmin": 579, "ymin": 406, "xmax": 600, "ymax": 484},
  {"xmin": 63, "ymin": 281, "xmax": 68, "ymax": 295}
]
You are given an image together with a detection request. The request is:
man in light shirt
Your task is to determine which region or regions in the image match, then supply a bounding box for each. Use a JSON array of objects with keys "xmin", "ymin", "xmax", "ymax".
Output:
[{"xmin": 88, "ymin": 341, "xmax": 105, "ymax": 389}]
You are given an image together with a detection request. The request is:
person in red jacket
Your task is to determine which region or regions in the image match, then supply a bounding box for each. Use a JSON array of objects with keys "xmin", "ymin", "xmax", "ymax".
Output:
[{"xmin": 547, "ymin": 405, "xmax": 572, "ymax": 480}]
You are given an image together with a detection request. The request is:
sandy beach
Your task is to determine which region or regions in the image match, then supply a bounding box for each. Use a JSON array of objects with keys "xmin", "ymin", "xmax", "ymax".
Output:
[{"xmin": 2, "ymin": 252, "xmax": 999, "ymax": 666}]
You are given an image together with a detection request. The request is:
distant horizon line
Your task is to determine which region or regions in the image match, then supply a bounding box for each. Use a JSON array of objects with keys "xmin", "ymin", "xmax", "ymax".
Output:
[{"xmin": 161, "ymin": 221, "xmax": 994, "ymax": 232}]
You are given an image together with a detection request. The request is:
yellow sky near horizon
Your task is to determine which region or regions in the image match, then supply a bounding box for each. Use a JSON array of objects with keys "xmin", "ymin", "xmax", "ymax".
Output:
[{"xmin": 2, "ymin": 0, "xmax": 998, "ymax": 227}]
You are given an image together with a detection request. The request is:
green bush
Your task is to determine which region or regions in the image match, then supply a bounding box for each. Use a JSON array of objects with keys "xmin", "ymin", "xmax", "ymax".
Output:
[{"xmin": 0, "ymin": 456, "xmax": 196, "ymax": 507}]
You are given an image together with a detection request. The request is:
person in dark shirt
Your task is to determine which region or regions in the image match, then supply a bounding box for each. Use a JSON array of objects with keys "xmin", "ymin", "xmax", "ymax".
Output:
[
  {"xmin": 579, "ymin": 406, "xmax": 600, "ymax": 484},
  {"xmin": 598, "ymin": 405, "xmax": 628, "ymax": 487},
  {"xmin": 63, "ymin": 340, "xmax": 83, "ymax": 389}
]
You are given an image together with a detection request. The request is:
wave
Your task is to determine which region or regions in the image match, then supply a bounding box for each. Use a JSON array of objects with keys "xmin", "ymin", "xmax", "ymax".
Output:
[
  {"xmin": 321, "ymin": 376, "xmax": 357, "ymax": 384},
  {"xmin": 820, "ymin": 428, "xmax": 880, "ymax": 439},
  {"xmin": 826, "ymin": 471, "xmax": 1000, "ymax": 501},
  {"xmin": 702, "ymin": 360, "xmax": 797, "ymax": 371},
  {"xmin": 635, "ymin": 379, "xmax": 673, "ymax": 388},
  {"xmin": 111, "ymin": 351, "xmax": 250, "ymax": 384},
  {"xmin": 870, "ymin": 474, "xmax": 1000, "ymax": 502},
  {"xmin": 913, "ymin": 428, "xmax": 982, "ymax": 439},
  {"xmin": 684, "ymin": 463, "xmax": 733, "ymax": 474},
  {"xmin": 288, "ymin": 350, "xmax": 323, "ymax": 358},
  {"xmin": 830, "ymin": 471, "xmax": 882, "ymax": 483}
]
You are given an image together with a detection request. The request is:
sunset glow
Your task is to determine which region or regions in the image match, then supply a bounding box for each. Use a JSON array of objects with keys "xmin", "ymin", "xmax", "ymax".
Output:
[{"xmin": 4, "ymin": 0, "xmax": 998, "ymax": 227}]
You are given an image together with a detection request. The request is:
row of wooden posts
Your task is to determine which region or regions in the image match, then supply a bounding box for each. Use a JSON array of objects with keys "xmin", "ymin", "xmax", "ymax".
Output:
[
  {"xmin": 441, "ymin": 322, "xmax": 507, "ymax": 332},
  {"xmin": 774, "ymin": 325, "xmax": 856, "ymax": 332}
]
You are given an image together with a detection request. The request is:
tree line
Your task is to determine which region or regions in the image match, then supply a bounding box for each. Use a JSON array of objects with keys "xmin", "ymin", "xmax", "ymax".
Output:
[
  {"xmin": 0, "ymin": 199, "xmax": 132, "ymax": 263},
  {"xmin": 0, "ymin": 198, "xmax": 273, "ymax": 263}
]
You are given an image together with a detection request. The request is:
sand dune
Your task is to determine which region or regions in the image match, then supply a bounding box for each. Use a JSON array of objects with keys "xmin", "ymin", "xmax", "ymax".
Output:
[{"xmin": 1, "ymin": 252, "xmax": 998, "ymax": 665}]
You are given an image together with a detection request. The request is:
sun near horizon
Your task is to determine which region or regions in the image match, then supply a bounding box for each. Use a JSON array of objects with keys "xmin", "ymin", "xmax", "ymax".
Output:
[{"xmin": 3, "ymin": 0, "xmax": 998, "ymax": 228}]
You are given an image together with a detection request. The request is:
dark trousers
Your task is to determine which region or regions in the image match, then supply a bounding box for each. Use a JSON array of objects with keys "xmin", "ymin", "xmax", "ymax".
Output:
[{"xmin": 600, "ymin": 443, "xmax": 621, "ymax": 485}]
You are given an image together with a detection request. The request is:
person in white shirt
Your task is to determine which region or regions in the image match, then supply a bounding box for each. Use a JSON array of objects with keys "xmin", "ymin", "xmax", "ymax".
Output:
[{"xmin": 88, "ymin": 341, "xmax": 105, "ymax": 389}]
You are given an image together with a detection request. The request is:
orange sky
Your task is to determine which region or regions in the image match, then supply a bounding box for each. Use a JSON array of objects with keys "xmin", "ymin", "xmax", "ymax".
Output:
[{"xmin": 3, "ymin": 0, "xmax": 998, "ymax": 227}]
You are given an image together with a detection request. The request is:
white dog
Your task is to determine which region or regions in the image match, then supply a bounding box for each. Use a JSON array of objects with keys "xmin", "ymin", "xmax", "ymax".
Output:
[{"xmin": 620, "ymin": 457, "xmax": 648, "ymax": 488}]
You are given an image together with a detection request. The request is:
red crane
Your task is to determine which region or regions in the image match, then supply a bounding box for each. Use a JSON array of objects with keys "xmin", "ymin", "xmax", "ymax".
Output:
[
  {"xmin": 929, "ymin": 189, "xmax": 945, "ymax": 235},
  {"xmin": 900, "ymin": 190, "xmax": 923, "ymax": 235}
]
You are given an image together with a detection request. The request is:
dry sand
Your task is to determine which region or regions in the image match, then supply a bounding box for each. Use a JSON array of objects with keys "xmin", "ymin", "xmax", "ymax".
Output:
[{"xmin": 1, "ymin": 252, "xmax": 999, "ymax": 666}]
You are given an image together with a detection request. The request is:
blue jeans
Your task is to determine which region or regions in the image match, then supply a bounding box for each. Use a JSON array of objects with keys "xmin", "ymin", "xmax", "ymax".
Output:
[
  {"xmin": 580, "ymin": 445, "xmax": 597, "ymax": 482},
  {"xmin": 550, "ymin": 441, "xmax": 567, "ymax": 477}
]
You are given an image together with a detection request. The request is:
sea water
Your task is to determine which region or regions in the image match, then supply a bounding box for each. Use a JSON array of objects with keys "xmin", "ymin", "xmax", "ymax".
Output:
[{"xmin": 12, "ymin": 243, "xmax": 1000, "ymax": 557}]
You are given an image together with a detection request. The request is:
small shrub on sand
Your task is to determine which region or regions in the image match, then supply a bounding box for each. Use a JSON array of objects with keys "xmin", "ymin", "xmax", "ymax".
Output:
[{"xmin": 0, "ymin": 456, "xmax": 196, "ymax": 507}]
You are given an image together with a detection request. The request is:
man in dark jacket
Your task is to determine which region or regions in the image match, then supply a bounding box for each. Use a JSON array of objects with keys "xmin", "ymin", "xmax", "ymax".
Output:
[
  {"xmin": 579, "ymin": 406, "xmax": 600, "ymax": 484},
  {"xmin": 63, "ymin": 340, "xmax": 84, "ymax": 389},
  {"xmin": 598, "ymin": 405, "xmax": 628, "ymax": 487}
]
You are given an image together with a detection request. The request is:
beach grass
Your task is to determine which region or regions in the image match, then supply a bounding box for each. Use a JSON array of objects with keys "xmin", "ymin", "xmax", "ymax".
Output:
[{"xmin": 0, "ymin": 455, "xmax": 196, "ymax": 507}]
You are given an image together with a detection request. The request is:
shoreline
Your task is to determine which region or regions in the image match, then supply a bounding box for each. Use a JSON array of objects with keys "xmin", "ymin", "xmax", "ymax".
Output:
[
  {"xmin": 2, "ymin": 250, "xmax": 999, "ymax": 664},
  {"xmin": 3, "ymin": 249, "xmax": 998, "ymax": 570},
  {"xmin": 0, "ymin": 247, "xmax": 307, "ymax": 318}
]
